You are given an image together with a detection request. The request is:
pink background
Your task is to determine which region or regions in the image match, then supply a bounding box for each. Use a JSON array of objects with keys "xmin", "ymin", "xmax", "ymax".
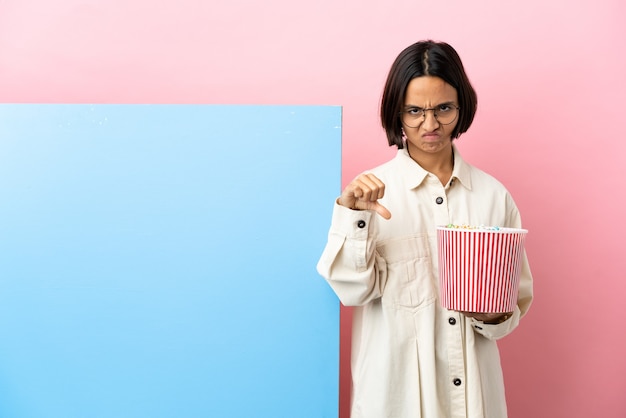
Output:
[{"xmin": 1, "ymin": 1, "xmax": 625, "ymax": 417}]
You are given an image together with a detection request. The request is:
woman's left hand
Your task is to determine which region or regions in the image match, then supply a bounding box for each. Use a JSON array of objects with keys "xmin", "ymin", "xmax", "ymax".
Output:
[{"xmin": 462, "ymin": 312, "xmax": 512, "ymax": 324}]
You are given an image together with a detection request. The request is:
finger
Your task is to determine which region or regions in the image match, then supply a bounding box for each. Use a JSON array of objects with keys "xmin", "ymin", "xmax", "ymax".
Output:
[
  {"xmin": 353, "ymin": 178, "xmax": 376, "ymax": 202},
  {"xmin": 373, "ymin": 202, "xmax": 392, "ymax": 220},
  {"xmin": 346, "ymin": 179, "xmax": 367, "ymax": 199},
  {"xmin": 356, "ymin": 174, "xmax": 384, "ymax": 202},
  {"xmin": 363, "ymin": 174, "xmax": 386, "ymax": 200},
  {"xmin": 339, "ymin": 180, "xmax": 372, "ymax": 208}
]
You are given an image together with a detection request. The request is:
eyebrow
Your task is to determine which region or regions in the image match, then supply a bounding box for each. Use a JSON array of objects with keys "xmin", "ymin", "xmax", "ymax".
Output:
[{"xmin": 403, "ymin": 101, "xmax": 456, "ymax": 109}]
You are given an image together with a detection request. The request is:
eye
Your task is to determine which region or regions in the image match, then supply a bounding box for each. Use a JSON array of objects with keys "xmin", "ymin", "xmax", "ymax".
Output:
[
  {"xmin": 438, "ymin": 104, "xmax": 453, "ymax": 113},
  {"xmin": 406, "ymin": 107, "xmax": 424, "ymax": 116}
]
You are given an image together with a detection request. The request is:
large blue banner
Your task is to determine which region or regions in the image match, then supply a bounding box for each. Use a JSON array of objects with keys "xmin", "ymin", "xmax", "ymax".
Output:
[{"xmin": 0, "ymin": 105, "xmax": 341, "ymax": 418}]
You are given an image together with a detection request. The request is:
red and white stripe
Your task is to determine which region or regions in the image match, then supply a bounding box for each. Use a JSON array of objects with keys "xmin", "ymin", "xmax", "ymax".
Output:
[{"xmin": 437, "ymin": 227, "xmax": 527, "ymax": 313}]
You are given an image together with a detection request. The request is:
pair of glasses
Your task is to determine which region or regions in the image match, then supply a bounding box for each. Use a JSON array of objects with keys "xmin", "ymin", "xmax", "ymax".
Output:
[{"xmin": 400, "ymin": 104, "xmax": 460, "ymax": 128}]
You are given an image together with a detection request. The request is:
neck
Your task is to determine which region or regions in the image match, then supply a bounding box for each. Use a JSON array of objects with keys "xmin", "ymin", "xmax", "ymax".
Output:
[{"xmin": 407, "ymin": 143, "xmax": 454, "ymax": 185}]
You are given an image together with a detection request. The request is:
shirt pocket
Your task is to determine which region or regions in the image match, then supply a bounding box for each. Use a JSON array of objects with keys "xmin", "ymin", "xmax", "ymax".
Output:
[{"xmin": 376, "ymin": 234, "xmax": 436, "ymax": 311}]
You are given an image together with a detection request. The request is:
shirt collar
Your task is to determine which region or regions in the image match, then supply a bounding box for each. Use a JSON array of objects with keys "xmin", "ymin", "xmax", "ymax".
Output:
[
  {"xmin": 451, "ymin": 145, "xmax": 472, "ymax": 190},
  {"xmin": 395, "ymin": 144, "xmax": 472, "ymax": 190}
]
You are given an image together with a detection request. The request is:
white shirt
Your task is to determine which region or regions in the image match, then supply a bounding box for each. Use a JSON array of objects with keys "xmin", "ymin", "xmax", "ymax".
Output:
[{"xmin": 317, "ymin": 146, "xmax": 533, "ymax": 418}]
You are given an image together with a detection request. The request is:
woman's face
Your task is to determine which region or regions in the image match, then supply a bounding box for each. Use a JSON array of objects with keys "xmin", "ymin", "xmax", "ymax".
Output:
[{"xmin": 402, "ymin": 76, "xmax": 459, "ymax": 157}]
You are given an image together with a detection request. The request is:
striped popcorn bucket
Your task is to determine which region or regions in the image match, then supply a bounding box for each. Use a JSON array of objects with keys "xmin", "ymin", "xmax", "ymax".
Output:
[{"xmin": 436, "ymin": 226, "xmax": 528, "ymax": 313}]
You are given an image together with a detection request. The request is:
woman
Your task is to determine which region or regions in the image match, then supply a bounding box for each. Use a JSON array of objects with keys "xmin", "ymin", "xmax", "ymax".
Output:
[{"xmin": 317, "ymin": 40, "xmax": 533, "ymax": 417}]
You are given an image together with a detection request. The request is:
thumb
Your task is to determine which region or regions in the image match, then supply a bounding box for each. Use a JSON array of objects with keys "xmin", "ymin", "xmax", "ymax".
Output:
[{"xmin": 372, "ymin": 202, "xmax": 392, "ymax": 220}]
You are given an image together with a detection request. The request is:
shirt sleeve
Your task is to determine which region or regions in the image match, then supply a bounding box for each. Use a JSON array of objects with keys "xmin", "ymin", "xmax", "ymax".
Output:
[{"xmin": 316, "ymin": 202, "xmax": 386, "ymax": 306}]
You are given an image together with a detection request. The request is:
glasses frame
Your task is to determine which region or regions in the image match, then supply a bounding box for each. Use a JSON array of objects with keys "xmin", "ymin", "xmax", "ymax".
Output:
[{"xmin": 400, "ymin": 105, "xmax": 460, "ymax": 127}]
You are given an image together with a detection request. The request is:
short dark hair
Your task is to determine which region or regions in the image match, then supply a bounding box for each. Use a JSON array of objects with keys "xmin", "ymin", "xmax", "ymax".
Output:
[{"xmin": 380, "ymin": 40, "xmax": 478, "ymax": 148}]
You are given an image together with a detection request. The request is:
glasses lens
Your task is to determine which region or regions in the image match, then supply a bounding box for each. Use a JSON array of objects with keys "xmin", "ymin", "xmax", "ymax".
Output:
[
  {"xmin": 402, "ymin": 106, "xmax": 459, "ymax": 127},
  {"xmin": 435, "ymin": 106, "xmax": 458, "ymax": 125},
  {"xmin": 402, "ymin": 110, "xmax": 423, "ymax": 128}
]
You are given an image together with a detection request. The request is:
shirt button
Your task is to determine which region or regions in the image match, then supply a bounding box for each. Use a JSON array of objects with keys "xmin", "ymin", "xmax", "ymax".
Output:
[
  {"xmin": 453, "ymin": 378, "xmax": 462, "ymax": 386},
  {"xmin": 448, "ymin": 317, "xmax": 456, "ymax": 325},
  {"xmin": 356, "ymin": 220, "xmax": 366, "ymax": 228},
  {"xmin": 435, "ymin": 197, "xmax": 444, "ymax": 204}
]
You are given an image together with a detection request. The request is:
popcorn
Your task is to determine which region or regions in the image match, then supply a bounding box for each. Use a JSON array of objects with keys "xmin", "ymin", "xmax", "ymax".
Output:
[{"xmin": 445, "ymin": 224, "xmax": 500, "ymax": 231}]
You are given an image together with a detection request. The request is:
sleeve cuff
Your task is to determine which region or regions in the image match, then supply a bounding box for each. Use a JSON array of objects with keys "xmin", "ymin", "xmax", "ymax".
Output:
[{"xmin": 470, "ymin": 307, "xmax": 521, "ymax": 340}]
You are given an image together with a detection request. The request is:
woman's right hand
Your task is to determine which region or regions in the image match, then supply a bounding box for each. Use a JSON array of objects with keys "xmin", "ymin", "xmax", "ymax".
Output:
[{"xmin": 338, "ymin": 173, "xmax": 392, "ymax": 220}]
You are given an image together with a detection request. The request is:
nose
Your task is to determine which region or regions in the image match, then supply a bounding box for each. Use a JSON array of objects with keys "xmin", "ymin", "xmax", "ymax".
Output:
[{"xmin": 422, "ymin": 109, "xmax": 440, "ymax": 131}]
